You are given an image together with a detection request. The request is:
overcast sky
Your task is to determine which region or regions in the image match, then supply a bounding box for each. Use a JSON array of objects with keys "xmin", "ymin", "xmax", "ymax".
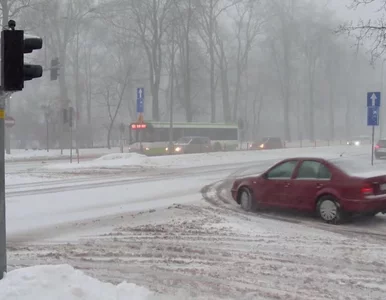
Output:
[{"xmin": 328, "ymin": 0, "xmax": 382, "ymax": 22}]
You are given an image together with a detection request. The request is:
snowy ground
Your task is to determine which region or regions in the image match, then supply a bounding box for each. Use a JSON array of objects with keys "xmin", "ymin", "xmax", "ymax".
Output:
[
  {"xmin": 4, "ymin": 139, "xmax": 350, "ymax": 162},
  {"xmin": 0, "ymin": 264, "xmax": 167, "ymax": 300},
  {"xmin": 4, "ymin": 144, "xmax": 386, "ymax": 299},
  {"xmin": 39, "ymin": 144, "xmax": 367, "ymax": 172},
  {"xmin": 5, "ymin": 147, "xmax": 121, "ymax": 162}
]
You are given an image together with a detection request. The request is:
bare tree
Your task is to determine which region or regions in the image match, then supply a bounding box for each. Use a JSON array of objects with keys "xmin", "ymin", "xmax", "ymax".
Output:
[
  {"xmin": 0, "ymin": 0, "xmax": 31, "ymax": 26},
  {"xmin": 267, "ymin": 0, "xmax": 298, "ymax": 141},
  {"xmin": 128, "ymin": 0, "xmax": 173, "ymax": 121},
  {"xmin": 173, "ymin": 0, "xmax": 195, "ymax": 121},
  {"xmin": 230, "ymin": 0, "xmax": 264, "ymax": 122},
  {"xmin": 213, "ymin": 24, "xmax": 231, "ymax": 123},
  {"xmin": 197, "ymin": 0, "xmax": 241, "ymax": 122},
  {"xmin": 338, "ymin": 0, "xmax": 386, "ymax": 61},
  {"xmin": 97, "ymin": 66, "xmax": 131, "ymax": 149}
]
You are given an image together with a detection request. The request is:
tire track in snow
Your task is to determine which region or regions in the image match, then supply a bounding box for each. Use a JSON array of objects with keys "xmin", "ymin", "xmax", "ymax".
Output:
[
  {"xmin": 8, "ymin": 202, "xmax": 386, "ymax": 300},
  {"xmin": 202, "ymin": 173, "xmax": 386, "ymax": 242},
  {"xmin": 7, "ymin": 160, "xmax": 386, "ymax": 299}
]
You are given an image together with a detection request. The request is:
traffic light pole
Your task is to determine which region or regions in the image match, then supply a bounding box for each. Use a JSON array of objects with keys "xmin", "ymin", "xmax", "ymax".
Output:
[
  {"xmin": 0, "ymin": 20, "xmax": 46, "ymax": 280},
  {"xmin": 0, "ymin": 91, "xmax": 6, "ymax": 279}
]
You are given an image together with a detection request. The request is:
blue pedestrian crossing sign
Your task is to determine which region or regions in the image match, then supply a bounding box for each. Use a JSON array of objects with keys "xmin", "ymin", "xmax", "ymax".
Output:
[
  {"xmin": 136, "ymin": 87, "xmax": 144, "ymax": 113},
  {"xmin": 367, "ymin": 106, "xmax": 379, "ymax": 126},
  {"xmin": 367, "ymin": 92, "xmax": 381, "ymax": 107}
]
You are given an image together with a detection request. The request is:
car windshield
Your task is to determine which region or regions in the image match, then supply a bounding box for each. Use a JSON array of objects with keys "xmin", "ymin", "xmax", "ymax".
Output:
[
  {"xmin": 329, "ymin": 158, "xmax": 382, "ymax": 174},
  {"xmin": 176, "ymin": 137, "xmax": 192, "ymax": 144},
  {"xmin": 378, "ymin": 140, "xmax": 386, "ymax": 147},
  {"xmin": 260, "ymin": 138, "xmax": 270, "ymax": 143}
]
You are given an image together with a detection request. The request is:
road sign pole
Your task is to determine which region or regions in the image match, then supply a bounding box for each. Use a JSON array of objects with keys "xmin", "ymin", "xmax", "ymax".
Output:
[
  {"xmin": 367, "ymin": 92, "xmax": 381, "ymax": 165},
  {"xmin": 372, "ymin": 125, "xmax": 375, "ymax": 166},
  {"xmin": 70, "ymin": 125, "xmax": 73, "ymax": 164},
  {"xmin": 136, "ymin": 88, "xmax": 145, "ymax": 153},
  {"xmin": 0, "ymin": 94, "xmax": 6, "ymax": 279},
  {"xmin": 45, "ymin": 115, "xmax": 49, "ymax": 152}
]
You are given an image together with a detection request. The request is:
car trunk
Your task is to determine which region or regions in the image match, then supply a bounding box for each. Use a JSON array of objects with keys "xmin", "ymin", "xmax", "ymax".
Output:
[
  {"xmin": 363, "ymin": 175, "xmax": 386, "ymax": 195},
  {"xmin": 352, "ymin": 170, "xmax": 386, "ymax": 196}
]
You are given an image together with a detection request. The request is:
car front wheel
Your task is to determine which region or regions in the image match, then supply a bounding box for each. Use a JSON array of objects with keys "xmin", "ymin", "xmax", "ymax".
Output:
[
  {"xmin": 239, "ymin": 188, "xmax": 255, "ymax": 212},
  {"xmin": 317, "ymin": 196, "xmax": 343, "ymax": 224}
]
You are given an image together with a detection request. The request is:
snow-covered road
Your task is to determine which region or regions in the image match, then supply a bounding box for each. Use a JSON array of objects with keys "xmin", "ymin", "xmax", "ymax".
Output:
[
  {"xmin": 6, "ymin": 160, "xmax": 277, "ymax": 241},
  {"xmin": 6, "ymin": 145, "xmax": 386, "ymax": 299}
]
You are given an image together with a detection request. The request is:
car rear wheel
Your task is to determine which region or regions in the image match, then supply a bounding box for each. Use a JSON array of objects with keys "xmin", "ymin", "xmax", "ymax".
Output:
[
  {"xmin": 317, "ymin": 196, "xmax": 343, "ymax": 224},
  {"xmin": 239, "ymin": 188, "xmax": 255, "ymax": 212}
]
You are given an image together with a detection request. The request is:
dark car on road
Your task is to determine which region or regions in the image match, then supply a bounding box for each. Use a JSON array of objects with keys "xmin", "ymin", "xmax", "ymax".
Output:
[
  {"xmin": 168, "ymin": 136, "xmax": 212, "ymax": 154},
  {"xmin": 374, "ymin": 139, "xmax": 386, "ymax": 159},
  {"xmin": 231, "ymin": 157, "xmax": 386, "ymax": 224},
  {"xmin": 347, "ymin": 136, "xmax": 370, "ymax": 146},
  {"xmin": 249, "ymin": 137, "xmax": 284, "ymax": 150}
]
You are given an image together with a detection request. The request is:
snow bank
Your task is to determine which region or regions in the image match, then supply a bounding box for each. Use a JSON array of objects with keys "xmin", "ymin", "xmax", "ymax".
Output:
[
  {"xmin": 5, "ymin": 148, "xmax": 121, "ymax": 162},
  {"xmin": 0, "ymin": 264, "xmax": 159, "ymax": 300},
  {"xmin": 42, "ymin": 145, "xmax": 368, "ymax": 171},
  {"xmin": 43, "ymin": 153, "xmax": 158, "ymax": 170}
]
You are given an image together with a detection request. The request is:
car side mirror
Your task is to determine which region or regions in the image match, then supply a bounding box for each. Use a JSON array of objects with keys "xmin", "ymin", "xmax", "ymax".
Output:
[{"xmin": 262, "ymin": 173, "xmax": 268, "ymax": 179}]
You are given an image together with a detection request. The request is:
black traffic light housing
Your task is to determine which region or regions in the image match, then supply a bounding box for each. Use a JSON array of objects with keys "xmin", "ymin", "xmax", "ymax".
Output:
[
  {"xmin": 50, "ymin": 57, "xmax": 59, "ymax": 80},
  {"xmin": 1, "ymin": 20, "xmax": 43, "ymax": 91}
]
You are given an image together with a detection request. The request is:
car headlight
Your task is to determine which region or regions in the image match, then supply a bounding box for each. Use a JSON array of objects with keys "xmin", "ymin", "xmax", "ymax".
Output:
[
  {"xmin": 165, "ymin": 147, "xmax": 168, "ymax": 151},
  {"xmin": 175, "ymin": 147, "xmax": 181, "ymax": 152},
  {"xmin": 354, "ymin": 141, "xmax": 360, "ymax": 146},
  {"xmin": 145, "ymin": 147, "xmax": 150, "ymax": 151},
  {"xmin": 259, "ymin": 144, "xmax": 264, "ymax": 148},
  {"xmin": 346, "ymin": 142, "xmax": 350, "ymax": 145}
]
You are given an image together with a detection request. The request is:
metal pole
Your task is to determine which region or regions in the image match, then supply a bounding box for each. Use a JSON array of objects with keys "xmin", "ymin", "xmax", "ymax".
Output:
[
  {"xmin": 139, "ymin": 130, "xmax": 143, "ymax": 153},
  {"xmin": 5, "ymin": 98, "xmax": 10, "ymax": 155},
  {"xmin": 381, "ymin": 60, "xmax": 385, "ymax": 139},
  {"xmin": 168, "ymin": 22, "xmax": 175, "ymax": 155},
  {"xmin": 372, "ymin": 125, "xmax": 375, "ymax": 166},
  {"xmin": 76, "ymin": 123, "xmax": 79, "ymax": 164},
  {"xmin": 120, "ymin": 130, "xmax": 123, "ymax": 153},
  {"xmin": 70, "ymin": 124, "xmax": 73, "ymax": 163},
  {"xmin": 0, "ymin": 93, "xmax": 7, "ymax": 279},
  {"xmin": 46, "ymin": 114, "xmax": 49, "ymax": 152}
]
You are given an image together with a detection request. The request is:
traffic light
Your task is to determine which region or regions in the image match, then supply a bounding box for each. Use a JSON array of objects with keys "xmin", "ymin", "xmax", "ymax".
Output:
[
  {"xmin": 1, "ymin": 20, "xmax": 43, "ymax": 91},
  {"xmin": 50, "ymin": 57, "xmax": 59, "ymax": 80}
]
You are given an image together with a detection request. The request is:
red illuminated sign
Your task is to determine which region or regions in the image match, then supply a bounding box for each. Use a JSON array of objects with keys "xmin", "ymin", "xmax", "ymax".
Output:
[{"xmin": 131, "ymin": 123, "xmax": 147, "ymax": 130}]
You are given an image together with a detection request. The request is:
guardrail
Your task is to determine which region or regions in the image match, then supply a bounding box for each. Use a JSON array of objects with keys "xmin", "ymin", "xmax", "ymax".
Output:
[{"xmin": 239, "ymin": 140, "xmax": 367, "ymax": 150}]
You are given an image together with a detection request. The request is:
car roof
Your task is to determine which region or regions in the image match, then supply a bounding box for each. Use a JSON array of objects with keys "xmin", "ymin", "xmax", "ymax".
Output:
[
  {"xmin": 180, "ymin": 136, "xmax": 210, "ymax": 140},
  {"xmin": 278, "ymin": 156, "xmax": 347, "ymax": 163}
]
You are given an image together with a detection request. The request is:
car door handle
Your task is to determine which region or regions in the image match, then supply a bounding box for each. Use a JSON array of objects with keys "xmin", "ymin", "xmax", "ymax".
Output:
[
  {"xmin": 284, "ymin": 183, "xmax": 291, "ymax": 188},
  {"xmin": 316, "ymin": 183, "xmax": 323, "ymax": 189}
]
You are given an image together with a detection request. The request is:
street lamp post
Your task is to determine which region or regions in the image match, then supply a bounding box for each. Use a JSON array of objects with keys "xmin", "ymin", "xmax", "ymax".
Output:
[{"xmin": 41, "ymin": 104, "xmax": 53, "ymax": 152}]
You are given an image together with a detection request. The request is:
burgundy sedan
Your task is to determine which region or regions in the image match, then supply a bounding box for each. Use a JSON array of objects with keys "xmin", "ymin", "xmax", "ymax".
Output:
[{"xmin": 231, "ymin": 157, "xmax": 386, "ymax": 224}]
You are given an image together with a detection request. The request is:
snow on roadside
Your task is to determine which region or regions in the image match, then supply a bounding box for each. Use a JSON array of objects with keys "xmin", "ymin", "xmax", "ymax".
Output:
[
  {"xmin": 41, "ymin": 153, "xmax": 158, "ymax": 172},
  {"xmin": 9, "ymin": 202, "xmax": 386, "ymax": 300},
  {"xmin": 5, "ymin": 148, "xmax": 120, "ymax": 162},
  {"xmin": 41, "ymin": 145, "xmax": 368, "ymax": 172},
  {"xmin": 0, "ymin": 264, "xmax": 169, "ymax": 300}
]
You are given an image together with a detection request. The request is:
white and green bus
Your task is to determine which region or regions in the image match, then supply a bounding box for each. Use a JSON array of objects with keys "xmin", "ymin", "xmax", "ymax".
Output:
[{"xmin": 128, "ymin": 121, "xmax": 239, "ymax": 154}]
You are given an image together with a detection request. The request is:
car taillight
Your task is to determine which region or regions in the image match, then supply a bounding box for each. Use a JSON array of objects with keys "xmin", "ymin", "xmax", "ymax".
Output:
[
  {"xmin": 361, "ymin": 184, "xmax": 374, "ymax": 196},
  {"xmin": 375, "ymin": 144, "xmax": 380, "ymax": 149}
]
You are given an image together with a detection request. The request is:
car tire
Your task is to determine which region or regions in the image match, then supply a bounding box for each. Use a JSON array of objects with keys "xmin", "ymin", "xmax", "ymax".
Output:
[
  {"xmin": 317, "ymin": 196, "xmax": 344, "ymax": 224},
  {"xmin": 238, "ymin": 187, "xmax": 256, "ymax": 212},
  {"xmin": 363, "ymin": 212, "xmax": 377, "ymax": 217}
]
